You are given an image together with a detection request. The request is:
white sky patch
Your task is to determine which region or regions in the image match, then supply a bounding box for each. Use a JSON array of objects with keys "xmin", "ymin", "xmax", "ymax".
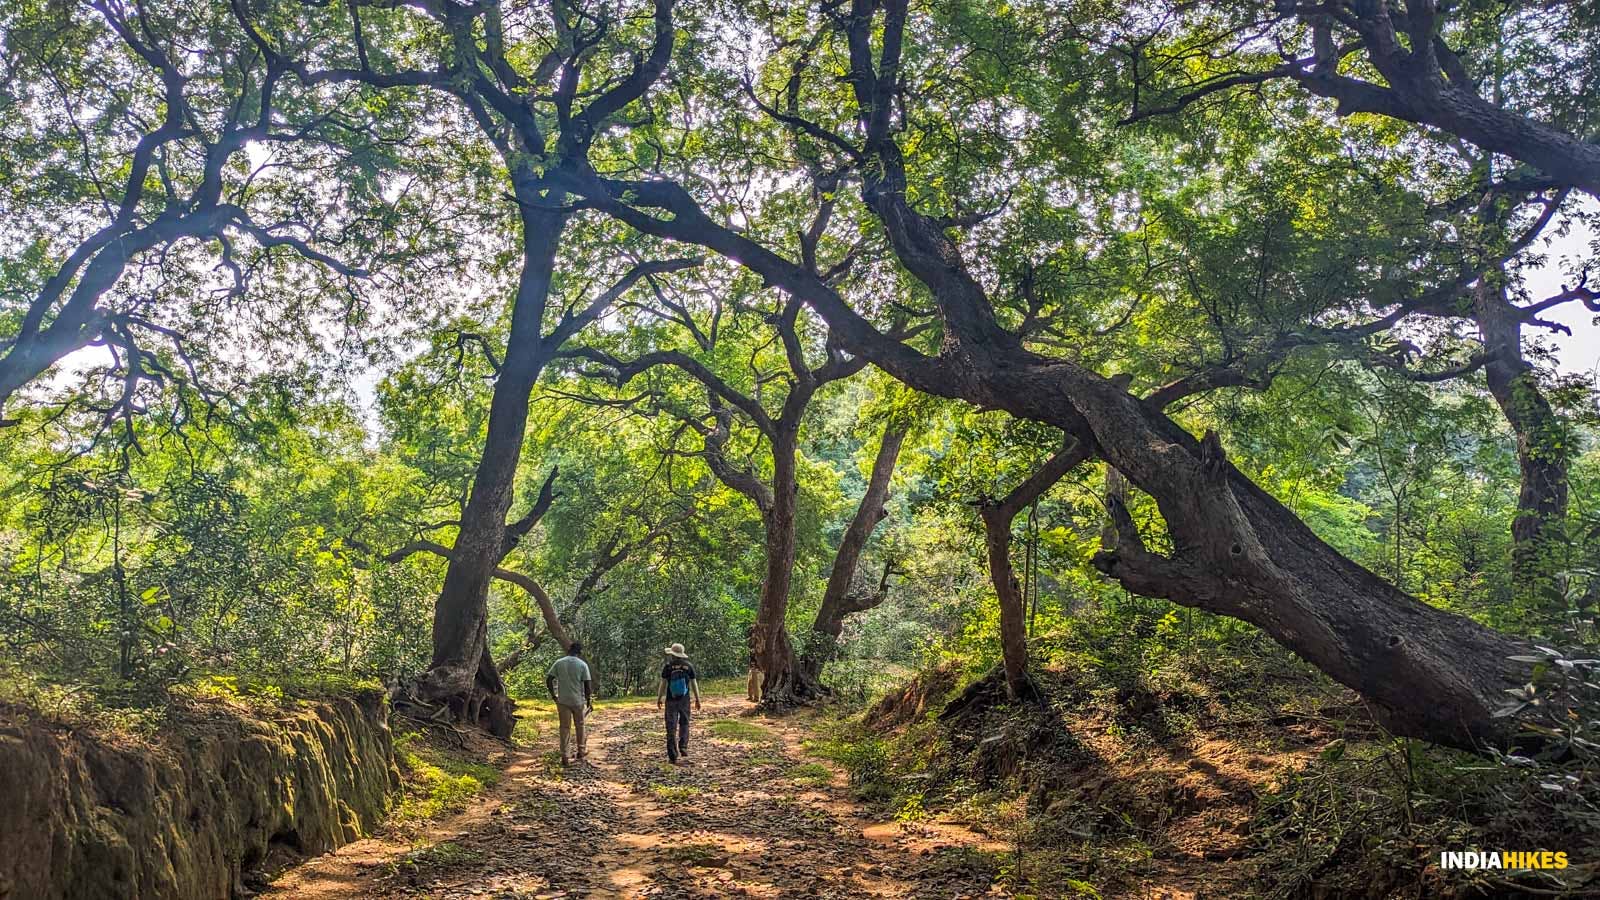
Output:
[{"xmin": 1524, "ymin": 203, "xmax": 1600, "ymax": 381}]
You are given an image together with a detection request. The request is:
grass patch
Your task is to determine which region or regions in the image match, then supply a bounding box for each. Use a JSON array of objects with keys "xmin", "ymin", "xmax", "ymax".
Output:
[
  {"xmin": 788, "ymin": 762, "xmax": 833, "ymax": 786},
  {"xmin": 388, "ymin": 841, "xmax": 482, "ymax": 877},
  {"xmin": 662, "ymin": 841, "xmax": 730, "ymax": 868},
  {"xmin": 708, "ymin": 719, "xmax": 775, "ymax": 743},
  {"xmin": 511, "ymin": 699, "xmax": 559, "ymax": 746},
  {"xmin": 1250, "ymin": 739, "xmax": 1600, "ymax": 897},
  {"xmin": 696, "ymin": 675, "xmax": 750, "ymax": 697},
  {"xmin": 807, "ymin": 728, "xmax": 897, "ymax": 803},
  {"xmin": 650, "ymin": 783, "xmax": 702, "ymax": 803},
  {"xmin": 0, "ymin": 664, "xmax": 168, "ymax": 736},
  {"xmin": 391, "ymin": 732, "xmax": 500, "ymax": 825}
]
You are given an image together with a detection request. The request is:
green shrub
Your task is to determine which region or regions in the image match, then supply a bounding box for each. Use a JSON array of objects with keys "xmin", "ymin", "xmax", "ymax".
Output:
[
  {"xmin": 788, "ymin": 762, "xmax": 833, "ymax": 786},
  {"xmin": 390, "ymin": 732, "xmax": 500, "ymax": 825}
]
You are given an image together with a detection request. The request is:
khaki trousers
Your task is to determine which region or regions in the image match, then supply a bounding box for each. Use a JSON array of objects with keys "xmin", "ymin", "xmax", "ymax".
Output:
[{"xmin": 557, "ymin": 702, "xmax": 587, "ymax": 759}]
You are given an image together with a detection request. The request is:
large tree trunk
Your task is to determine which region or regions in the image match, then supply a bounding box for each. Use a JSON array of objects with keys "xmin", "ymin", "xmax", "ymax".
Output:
[
  {"xmin": 980, "ymin": 508, "xmax": 1031, "ymax": 701},
  {"xmin": 566, "ymin": 24, "xmax": 1552, "ymax": 747},
  {"xmin": 587, "ymin": 316, "xmax": 863, "ymax": 707},
  {"xmin": 415, "ymin": 203, "xmax": 566, "ymax": 736},
  {"xmin": 995, "ymin": 365, "xmax": 1533, "ymax": 751},
  {"xmin": 753, "ymin": 427, "xmax": 825, "ymax": 704},
  {"xmin": 978, "ymin": 440, "xmax": 1089, "ymax": 701},
  {"xmin": 1474, "ymin": 275, "xmax": 1569, "ymax": 623},
  {"xmin": 833, "ymin": 189, "xmax": 1536, "ymax": 748},
  {"xmin": 800, "ymin": 424, "xmax": 908, "ymax": 683},
  {"xmin": 838, "ymin": 1, "xmax": 1541, "ymax": 746}
]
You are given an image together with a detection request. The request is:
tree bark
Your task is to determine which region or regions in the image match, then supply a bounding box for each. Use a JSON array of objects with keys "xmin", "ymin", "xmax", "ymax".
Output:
[
  {"xmin": 980, "ymin": 513, "xmax": 1030, "ymax": 700},
  {"xmin": 845, "ymin": 2, "xmax": 1543, "ymax": 749},
  {"xmin": 752, "ymin": 425, "xmax": 821, "ymax": 704},
  {"xmin": 993, "ymin": 366, "xmax": 1537, "ymax": 750},
  {"xmin": 389, "ymin": 536, "xmax": 574, "ymax": 677},
  {"xmin": 1122, "ymin": 3, "xmax": 1600, "ymax": 199},
  {"xmin": 1474, "ymin": 274, "xmax": 1569, "ymax": 622},
  {"xmin": 800, "ymin": 423, "xmax": 908, "ymax": 682},
  {"xmin": 494, "ymin": 520, "xmax": 676, "ymax": 673},
  {"xmin": 413, "ymin": 203, "xmax": 566, "ymax": 736},
  {"xmin": 1288, "ymin": 8, "xmax": 1600, "ymax": 199},
  {"xmin": 979, "ymin": 439, "xmax": 1090, "ymax": 700},
  {"xmin": 580, "ymin": 302, "xmax": 867, "ymax": 706},
  {"xmin": 581, "ymin": 164, "xmax": 1548, "ymax": 748}
]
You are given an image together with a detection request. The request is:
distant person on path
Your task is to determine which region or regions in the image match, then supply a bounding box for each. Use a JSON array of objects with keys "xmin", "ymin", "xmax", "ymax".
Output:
[
  {"xmin": 656, "ymin": 643, "xmax": 701, "ymax": 764},
  {"xmin": 546, "ymin": 642, "xmax": 593, "ymax": 766},
  {"xmin": 745, "ymin": 650, "xmax": 762, "ymax": 703}
]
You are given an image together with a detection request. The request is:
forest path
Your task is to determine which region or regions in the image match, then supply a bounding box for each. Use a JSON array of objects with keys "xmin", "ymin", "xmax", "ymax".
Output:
[{"xmin": 267, "ymin": 691, "xmax": 1013, "ymax": 899}]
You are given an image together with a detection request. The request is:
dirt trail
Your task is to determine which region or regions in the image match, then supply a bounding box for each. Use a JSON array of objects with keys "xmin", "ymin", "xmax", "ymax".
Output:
[{"xmin": 267, "ymin": 695, "xmax": 1011, "ymax": 899}]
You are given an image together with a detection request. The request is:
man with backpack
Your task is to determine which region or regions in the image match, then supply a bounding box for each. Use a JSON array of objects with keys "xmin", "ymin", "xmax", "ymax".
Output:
[
  {"xmin": 656, "ymin": 643, "xmax": 701, "ymax": 764},
  {"xmin": 546, "ymin": 642, "xmax": 593, "ymax": 766}
]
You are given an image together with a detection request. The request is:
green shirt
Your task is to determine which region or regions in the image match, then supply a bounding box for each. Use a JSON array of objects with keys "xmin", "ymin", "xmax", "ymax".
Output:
[{"xmin": 547, "ymin": 655, "xmax": 591, "ymax": 708}]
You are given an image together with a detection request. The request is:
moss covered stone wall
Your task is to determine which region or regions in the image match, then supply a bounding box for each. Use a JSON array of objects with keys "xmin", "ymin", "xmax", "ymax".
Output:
[{"xmin": 0, "ymin": 690, "xmax": 400, "ymax": 900}]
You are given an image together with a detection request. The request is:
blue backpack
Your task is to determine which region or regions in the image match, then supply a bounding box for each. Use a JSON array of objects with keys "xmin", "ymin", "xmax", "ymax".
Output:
[{"xmin": 667, "ymin": 664, "xmax": 691, "ymax": 699}]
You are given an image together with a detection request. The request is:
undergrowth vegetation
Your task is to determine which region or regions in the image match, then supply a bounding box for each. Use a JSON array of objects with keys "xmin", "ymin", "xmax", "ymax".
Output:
[
  {"xmin": 815, "ymin": 608, "xmax": 1600, "ymax": 897},
  {"xmin": 390, "ymin": 731, "xmax": 501, "ymax": 827}
]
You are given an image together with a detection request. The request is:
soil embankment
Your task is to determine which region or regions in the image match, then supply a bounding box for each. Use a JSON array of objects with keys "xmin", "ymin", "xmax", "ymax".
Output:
[{"xmin": 0, "ymin": 689, "xmax": 399, "ymax": 900}]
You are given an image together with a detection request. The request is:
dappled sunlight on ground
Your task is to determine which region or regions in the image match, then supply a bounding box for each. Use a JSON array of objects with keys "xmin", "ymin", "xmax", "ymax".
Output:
[{"xmin": 268, "ymin": 685, "xmax": 1010, "ymax": 899}]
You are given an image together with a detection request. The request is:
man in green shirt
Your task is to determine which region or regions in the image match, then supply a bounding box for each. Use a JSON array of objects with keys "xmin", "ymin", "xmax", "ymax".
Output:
[{"xmin": 546, "ymin": 643, "xmax": 593, "ymax": 765}]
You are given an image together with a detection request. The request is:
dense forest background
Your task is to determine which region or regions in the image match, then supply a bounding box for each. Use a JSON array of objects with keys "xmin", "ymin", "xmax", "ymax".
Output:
[
  {"xmin": 7, "ymin": 342, "xmax": 1599, "ymax": 704},
  {"xmin": 3, "ymin": 0, "xmax": 1598, "ymax": 705}
]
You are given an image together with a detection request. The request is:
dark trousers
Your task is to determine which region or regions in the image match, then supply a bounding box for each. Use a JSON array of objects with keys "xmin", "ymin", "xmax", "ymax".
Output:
[{"xmin": 665, "ymin": 696, "xmax": 691, "ymax": 760}]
